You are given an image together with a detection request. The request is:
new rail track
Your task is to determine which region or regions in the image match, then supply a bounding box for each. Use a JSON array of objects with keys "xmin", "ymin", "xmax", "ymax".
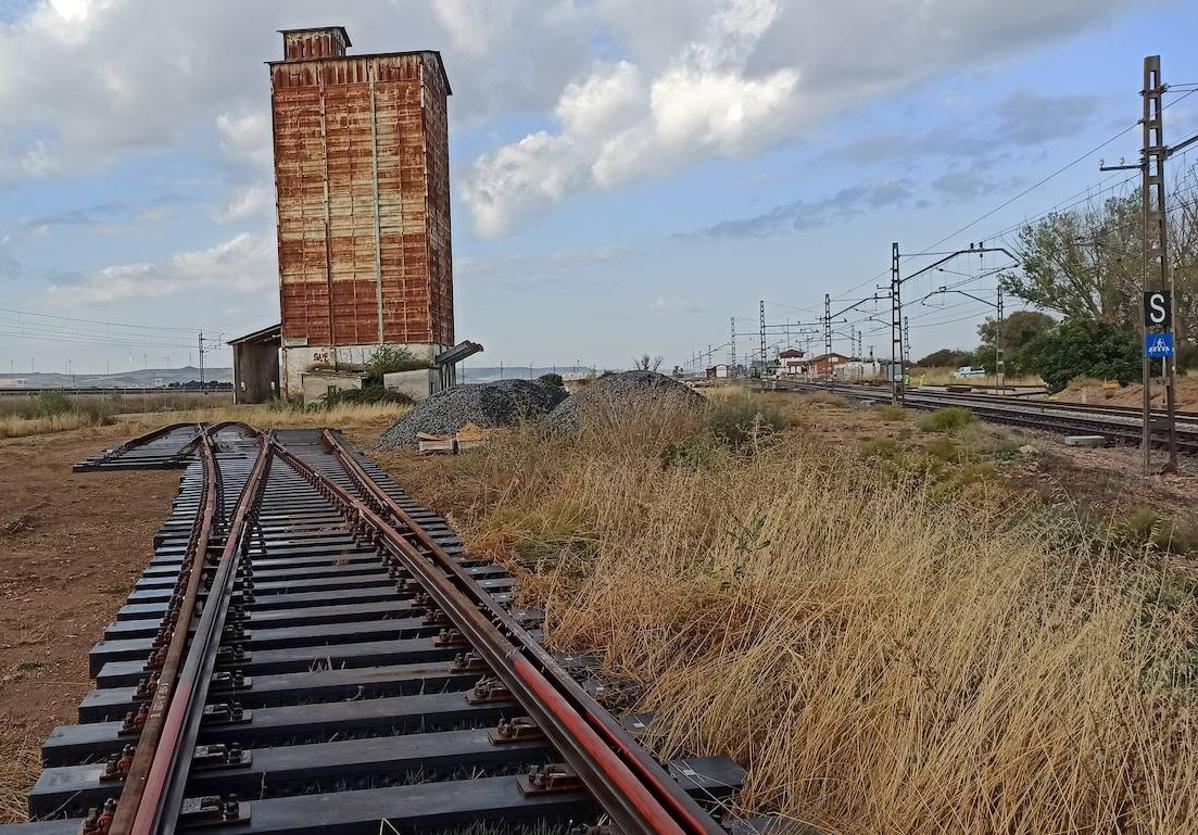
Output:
[
  {"xmin": 777, "ymin": 380, "xmax": 1198, "ymax": 454},
  {"xmin": 7, "ymin": 424, "xmax": 765, "ymax": 835}
]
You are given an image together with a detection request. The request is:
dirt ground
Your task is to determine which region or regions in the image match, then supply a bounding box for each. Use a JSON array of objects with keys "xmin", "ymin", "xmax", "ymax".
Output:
[
  {"xmin": 0, "ymin": 424, "xmax": 183, "ymax": 820},
  {"xmin": 0, "ymin": 405, "xmax": 1194, "ymax": 821},
  {"xmin": 797, "ymin": 396, "xmax": 1198, "ymax": 524},
  {"xmin": 1055, "ymin": 375, "xmax": 1198, "ymax": 411}
]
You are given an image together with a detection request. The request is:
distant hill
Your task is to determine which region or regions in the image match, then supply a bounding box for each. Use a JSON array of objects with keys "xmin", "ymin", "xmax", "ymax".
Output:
[
  {"xmin": 0, "ymin": 365, "xmax": 233, "ymax": 390},
  {"xmin": 457, "ymin": 365, "xmax": 598, "ymax": 384}
]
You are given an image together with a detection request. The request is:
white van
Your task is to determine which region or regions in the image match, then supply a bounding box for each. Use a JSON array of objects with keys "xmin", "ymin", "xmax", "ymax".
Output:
[{"xmin": 954, "ymin": 366, "xmax": 986, "ymax": 378}]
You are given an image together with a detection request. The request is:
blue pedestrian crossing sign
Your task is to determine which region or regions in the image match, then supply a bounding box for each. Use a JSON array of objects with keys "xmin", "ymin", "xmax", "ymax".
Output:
[{"xmin": 1145, "ymin": 332, "xmax": 1174, "ymax": 358}]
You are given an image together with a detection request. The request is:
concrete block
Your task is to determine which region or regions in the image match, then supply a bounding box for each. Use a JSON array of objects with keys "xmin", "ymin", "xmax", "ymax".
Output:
[
  {"xmin": 1063, "ymin": 435, "xmax": 1107, "ymax": 447},
  {"xmin": 300, "ymin": 370, "xmax": 363, "ymax": 403},
  {"xmin": 384, "ymin": 368, "xmax": 437, "ymax": 401}
]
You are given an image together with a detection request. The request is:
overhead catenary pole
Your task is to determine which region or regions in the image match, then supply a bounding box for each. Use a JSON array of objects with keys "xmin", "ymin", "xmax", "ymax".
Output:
[
  {"xmin": 1143, "ymin": 55, "xmax": 1178, "ymax": 472},
  {"xmin": 996, "ymin": 286, "xmax": 1005, "ymax": 392},
  {"xmin": 823, "ymin": 293, "xmax": 833, "ymax": 373},
  {"xmin": 891, "ymin": 242, "xmax": 903, "ymax": 404},
  {"xmin": 730, "ymin": 317, "xmax": 736, "ymax": 371},
  {"xmin": 759, "ymin": 300, "xmax": 766, "ymax": 372}
]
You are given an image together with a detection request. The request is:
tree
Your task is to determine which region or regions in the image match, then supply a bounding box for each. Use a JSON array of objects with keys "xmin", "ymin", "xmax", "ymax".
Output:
[
  {"xmin": 537, "ymin": 373, "xmax": 564, "ymax": 388},
  {"xmin": 1001, "ymin": 172, "xmax": 1198, "ymax": 343},
  {"xmin": 976, "ymin": 310, "xmax": 1055, "ymax": 376},
  {"xmin": 1022, "ymin": 319, "xmax": 1139, "ymax": 393},
  {"xmin": 914, "ymin": 348, "xmax": 975, "ymax": 368},
  {"xmin": 633, "ymin": 354, "xmax": 664, "ymax": 372}
]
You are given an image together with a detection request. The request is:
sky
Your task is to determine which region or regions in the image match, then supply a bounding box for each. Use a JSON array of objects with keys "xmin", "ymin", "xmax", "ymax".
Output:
[{"xmin": 0, "ymin": 0, "xmax": 1196, "ymax": 375}]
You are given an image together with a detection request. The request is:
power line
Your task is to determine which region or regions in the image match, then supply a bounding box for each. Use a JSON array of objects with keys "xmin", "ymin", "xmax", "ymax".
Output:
[{"xmin": 0, "ymin": 306, "xmax": 212, "ymax": 333}]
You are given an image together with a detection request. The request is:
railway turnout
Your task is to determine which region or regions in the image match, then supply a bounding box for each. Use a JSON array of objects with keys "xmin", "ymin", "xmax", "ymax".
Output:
[{"xmin": 7, "ymin": 424, "xmax": 761, "ymax": 835}]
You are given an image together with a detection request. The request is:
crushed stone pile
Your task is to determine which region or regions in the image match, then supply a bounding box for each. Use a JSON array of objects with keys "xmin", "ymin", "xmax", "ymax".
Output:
[
  {"xmin": 546, "ymin": 370, "xmax": 705, "ymax": 435},
  {"xmin": 376, "ymin": 379, "xmax": 567, "ymax": 448}
]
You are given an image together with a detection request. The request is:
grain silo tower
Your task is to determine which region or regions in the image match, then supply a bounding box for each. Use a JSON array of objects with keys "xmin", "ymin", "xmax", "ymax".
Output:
[{"xmin": 269, "ymin": 26, "xmax": 454, "ymax": 400}]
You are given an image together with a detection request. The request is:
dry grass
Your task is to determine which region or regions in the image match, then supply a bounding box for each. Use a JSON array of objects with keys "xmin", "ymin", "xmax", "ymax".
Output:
[
  {"xmin": 120, "ymin": 401, "xmax": 411, "ymax": 434},
  {"xmin": 911, "ymin": 366, "xmax": 1043, "ymax": 388},
  {"xmin": 0, "ymin": 734, "xmax": 38, "ymax": 822},
  {"xmin": 380, "ymin": 395, "xmax": 1198, "ymax": 834},
  {"xmin": 0, "ymin": 412, "xmax": 100, "ymax": 439}
]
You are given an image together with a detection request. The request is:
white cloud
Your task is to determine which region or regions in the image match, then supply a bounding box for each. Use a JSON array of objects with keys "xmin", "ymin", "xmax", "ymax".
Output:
[
  {"xmin": 43, "ymin": 233, "xmax": 275, "ymax": 307},
  {"xmin": 650, "ymin": 295, "xmax": 704, "ymax": 316},
  {"xmin": 216, "ymin": 112, "xmax": 272, "ymax": 168},
  {"xmin": 214, "ymin": 182, "xmax": 274, "ymax": 224},
  {"xmin": 463, "ymin": 0, "xmax": 1148, "ymax": 237}
]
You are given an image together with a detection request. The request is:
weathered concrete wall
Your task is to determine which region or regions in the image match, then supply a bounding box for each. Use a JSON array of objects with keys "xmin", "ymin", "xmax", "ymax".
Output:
[
  {"xmin": 300, "ymin": 370, "xmax": 364, "ymax": 403},
  {"xmin": 233, "ymin": 344, "xmax": 281, "ymax": 404},
  {"xmin": 383, "ymin": 368, "xmax": 437, "ymax": 401},
  {"xmin": 281, "ymin": 342, "xmax": 444, "ymax": 400}
]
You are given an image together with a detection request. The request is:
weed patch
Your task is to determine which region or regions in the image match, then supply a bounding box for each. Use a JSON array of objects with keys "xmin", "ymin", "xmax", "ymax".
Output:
[{"xmin": 918, "ymin": 406, "xmax": 976, "ymax": 433}]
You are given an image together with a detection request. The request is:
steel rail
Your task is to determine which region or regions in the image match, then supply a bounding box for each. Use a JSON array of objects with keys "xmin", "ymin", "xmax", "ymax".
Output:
[
  {"xmin": 265, "ymin": 435, "xmax": 711, "ymax": 835},
  {"xmin": 119, "ymin": 426, "xmax": 272, "ymax": 835},
  {"xmin": 93, "ymin": 423, "xmax": 204, "ymax": 468},
  {"xmin": 815, "ymin": 381, "xmax": 1198, "ymax": 423},
  {"xmin": 313, "ymin": 430, "xmax": 725, "ymax": 835},
  {"xmin": 106, "ymin": 428, "xmax": 220, "ymax": 834},
  {"xmin": 786, "ymin": 381, "xmax": 1198, "ymax": 452}
]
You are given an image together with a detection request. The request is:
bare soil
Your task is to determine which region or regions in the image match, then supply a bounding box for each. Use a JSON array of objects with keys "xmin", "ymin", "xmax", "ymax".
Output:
[
  {"xmin": 1055, "ymin": 375, "xmax": 1198, "ymax": 411},
  {"xmin": 0, "ymin": 424, "xmax": 181, "ymax": 821}
]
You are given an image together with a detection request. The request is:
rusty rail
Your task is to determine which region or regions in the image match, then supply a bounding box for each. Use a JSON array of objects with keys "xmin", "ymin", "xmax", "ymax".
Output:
[
  {"xmin": 104, "ymin": 428, "xmax": 220, "ymax": 833},
  {"xmin": 108, "ymin": 426, "xmax": 270, "ymax": 835},
  {"xmin": 302, "ymin": 430, "xmax": 725, "ymax": 835}
]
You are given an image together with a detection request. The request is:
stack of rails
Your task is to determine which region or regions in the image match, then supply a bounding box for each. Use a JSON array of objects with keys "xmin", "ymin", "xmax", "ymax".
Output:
[
  {"xmin": 4, "ymin": 424, "xmax": 769, "ymax": 835},
  {"xmin": 73, "ymin": 424, "xmax": 206, "ymax": 473}
]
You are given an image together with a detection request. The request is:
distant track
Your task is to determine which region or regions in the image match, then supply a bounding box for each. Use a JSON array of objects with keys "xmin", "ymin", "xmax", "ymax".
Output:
[{"xmin": 777, "ymin": 380, "xmax": 1198, "ymax": 455}]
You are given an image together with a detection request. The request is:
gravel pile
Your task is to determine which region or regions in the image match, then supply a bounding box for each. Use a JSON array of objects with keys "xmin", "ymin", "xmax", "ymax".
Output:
[
  {"xmin": 546, "ymin": 371, "xmax": 705, "ymax": 435},
  {"xmin": 375, "ymin": 379, "xmax": 567, "ymax": 448}
]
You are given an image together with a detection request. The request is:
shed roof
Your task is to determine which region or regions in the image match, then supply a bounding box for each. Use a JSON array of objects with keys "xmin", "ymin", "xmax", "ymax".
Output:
[{"xmin": 228, "ymin": 323, "xmax": 282, "ymax": 346}]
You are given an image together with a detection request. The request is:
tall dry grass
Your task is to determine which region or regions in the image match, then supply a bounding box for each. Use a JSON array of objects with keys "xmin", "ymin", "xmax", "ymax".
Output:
[{"xmin": 383, "ymin": 394, "xmax": 1198, "ymax": 833}]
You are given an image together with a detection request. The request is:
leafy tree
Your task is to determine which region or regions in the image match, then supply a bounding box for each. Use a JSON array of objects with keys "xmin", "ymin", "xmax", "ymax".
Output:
[
  {"xmin": 632, "ymin": 354, "xmax": 664, "ymax": 372},
  {"xmin": 1022, "ymin": 318, "xmax": 1139, "ymax": 393},
  {"xmin": 1001, "ymin": 171, "xmax": 1198, "ymax": 344},
  {"xmin": 914, "ymin": 348, "xmax": 975, "ymax": 368},
  {"xmin": 537, "ymin": 373, "xmax": 564, "ymax": 388},
  {"xmin": 976, "ymin": 310, "xmax": 1055, "ymax": 375}
]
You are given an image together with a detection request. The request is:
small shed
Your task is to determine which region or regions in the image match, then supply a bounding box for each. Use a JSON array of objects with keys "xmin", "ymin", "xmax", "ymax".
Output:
[{"xmin": 228, "ymin": 324, "xmax": 282, "ymax": 404}]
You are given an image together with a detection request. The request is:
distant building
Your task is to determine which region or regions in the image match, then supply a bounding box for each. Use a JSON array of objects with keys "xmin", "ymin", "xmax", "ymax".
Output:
[
  {"xmin": 776, "ymin": 348, "xmax": 805, "ymax": 377},
  {"xmin": 796, "ymin": 352, "xmax": 851, "ymax": 379},
  {"xmin": 705, "ymin": 364, "xmax": 730, "ymax": 379}
]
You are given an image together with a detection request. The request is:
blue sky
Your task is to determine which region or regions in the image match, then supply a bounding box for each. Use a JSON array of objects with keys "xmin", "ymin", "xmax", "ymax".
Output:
[{"xmin": 0, "ymin": 0, "xmax": 1195, "ymax": 375}]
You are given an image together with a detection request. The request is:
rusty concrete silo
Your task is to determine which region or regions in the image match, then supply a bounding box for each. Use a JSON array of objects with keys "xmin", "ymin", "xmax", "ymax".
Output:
[{"xmin": 269, "ymin": 26, "xmax": 452, "ymax": 400}]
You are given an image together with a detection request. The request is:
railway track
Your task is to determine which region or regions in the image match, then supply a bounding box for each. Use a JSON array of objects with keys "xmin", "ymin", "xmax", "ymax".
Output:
[
  {"xmin": 7, "ymin": 424, "xmax": 764, "ymax": 835},
  {"xmin": 778, "ymin": 380, "xmax": 1198, "ymax": 455}
]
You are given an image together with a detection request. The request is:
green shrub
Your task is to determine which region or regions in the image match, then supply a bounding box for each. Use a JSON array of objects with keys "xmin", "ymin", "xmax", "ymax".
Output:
[
  {"xmin": 874, "ymin": 404, "xmax": 909, "ymax": 422},
  {"xmin": 918, "ymin": 407, "xmax": 975, "ymax": 433},
  {"xmin": 1111, "ymin": 508, "xmax": 1198, "ymax": 554},
  {"xmin": 660, "ymin": 437, "xmax": 720, "ymax": 471},
  {"xmin": 859, "ymin": 436, "xmax": 903, "ymax": 459},
  {"xmin": 922, "ymin": 435, "xmax": 966, "ymax": 463},
  {"xmin": 705, "ymin": 394, "xmax": 790, "ymax": 450},
  {"xmin": 1023, "ymin": 319, "xmax": 1139, "ymax": 393},
  {"xmin": 538, "ymin": 373, "xmax": 564, "ymax": 389},
  {"xmin": 363, "ymin": 346, "xmax": 426, "ymax": 385},
  {"xmin": 35, "ymin": 389, "xmax": 72, "ymax": 417},
  {"xmin": 320, "ymin": 386, "xmax": 413, "ymax": 409}
]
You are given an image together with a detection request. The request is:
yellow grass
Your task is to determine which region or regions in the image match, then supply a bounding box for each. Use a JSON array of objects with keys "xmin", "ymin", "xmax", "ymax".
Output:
[
  {"xmin": 380, "ymin": 395, "xmax": 1198, "ymax": 833},
  {"xmin": 0, "ymin": 412, "xmax": 98, "ymax": 439},
  {"xmin": 910, "ymin": 366, "xmax": 1043, "ymax": 388},
  {"xmin": 120, "ymin": 402, "xmax": 411, "ymax": 434}
]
